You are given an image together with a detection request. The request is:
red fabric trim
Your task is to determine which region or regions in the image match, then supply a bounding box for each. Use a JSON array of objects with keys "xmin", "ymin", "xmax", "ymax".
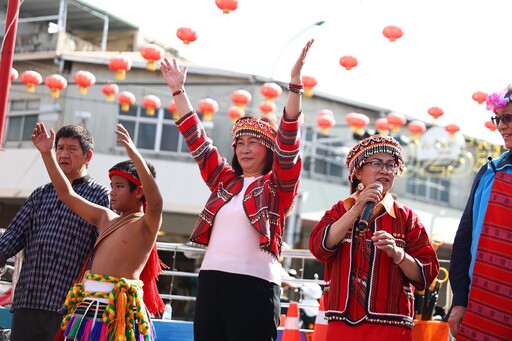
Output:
[{"xmin": 108, "ymin": 169, "xmax": 141, "ymax": 186}]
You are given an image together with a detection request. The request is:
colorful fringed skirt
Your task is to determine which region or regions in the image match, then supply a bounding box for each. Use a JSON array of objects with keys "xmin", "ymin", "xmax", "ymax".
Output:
[{"xmin": 61, "ymin": 274, "xmax": 155, "ymax": 341}]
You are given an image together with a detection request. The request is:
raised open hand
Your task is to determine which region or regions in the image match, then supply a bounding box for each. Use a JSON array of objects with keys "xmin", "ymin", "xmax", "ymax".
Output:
[
  {"xmin": 32, "ymin": 122, "xmax": 55, "ymax": 154},
  {"xmin": 291, "ymin": 39, "xmax": 314, "ymax": 81},
  {"xmin": 160, "ymin": 58, "xmax": 188, "ymax": 92},
  {"xmin": 115, "ymin": 123, "xmax": 138, "ymax": 159}
]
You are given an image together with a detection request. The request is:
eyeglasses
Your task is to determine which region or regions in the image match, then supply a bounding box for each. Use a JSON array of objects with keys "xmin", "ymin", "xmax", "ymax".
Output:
[
  {"xmin": 364, "ymin": 160, "xmax": 399, "ymax": 173},
  {"xmin": 491, "ymin": 114, "xmax": 512, "ymax": 126}
]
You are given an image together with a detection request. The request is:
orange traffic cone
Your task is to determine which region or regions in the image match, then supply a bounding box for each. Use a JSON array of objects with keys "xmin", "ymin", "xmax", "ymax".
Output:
[
  {"xmin": 282, "ymin": 301, "xmax": 301, "ymax": 341},
  {"xmin": 312, "ymin": 295, "xmax": 327, "ymax": 341}
]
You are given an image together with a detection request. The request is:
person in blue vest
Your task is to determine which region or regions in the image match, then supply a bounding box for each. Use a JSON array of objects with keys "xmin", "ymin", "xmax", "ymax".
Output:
[{"xmin": 448, "ymin": 85, "xmax": 512, "ymax": 340}]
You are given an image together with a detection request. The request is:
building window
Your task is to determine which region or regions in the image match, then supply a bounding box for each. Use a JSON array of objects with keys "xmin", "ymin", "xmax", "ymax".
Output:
[
  {"xmin": 301, "ymin": 127, "xmax": 348, "ymax": 184},
  {"xmin": 117, "ymin": 105, "xmax": 192, "ymax": 154},
  {"xmin": 6, "ymin": 99, "xmax": 40, "ymax": 142},
  {"xmin": 406, "ymin": 173, "xmax": 450, "ymax": 203}
]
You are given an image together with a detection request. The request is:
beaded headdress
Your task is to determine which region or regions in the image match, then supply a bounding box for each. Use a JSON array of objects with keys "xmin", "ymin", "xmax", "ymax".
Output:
[
  {"xmin": 486, "ymin": 84, "xmax": 512, "ymax": 113},
  {"xmin": 231, "ymin": 116, "xmax": 277, "ymax": 150},
  {"xmin": 345, "ymin": 134, "xmax": 405, "ymax": 182}
]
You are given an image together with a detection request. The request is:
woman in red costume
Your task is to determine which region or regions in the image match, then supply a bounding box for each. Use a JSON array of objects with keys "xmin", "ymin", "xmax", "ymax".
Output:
[{"xmin": 309, "ymin": 135, "xmax": 439, "ymax": 340}]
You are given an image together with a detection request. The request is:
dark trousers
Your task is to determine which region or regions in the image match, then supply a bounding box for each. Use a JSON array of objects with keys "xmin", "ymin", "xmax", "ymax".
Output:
[
  {"xmin": 194, "ymin": 270, "xmax": 280, "ymax": 341},
  {"xmin": 11, "ymin": 308, "xmax": 63, "ymax": 341}
]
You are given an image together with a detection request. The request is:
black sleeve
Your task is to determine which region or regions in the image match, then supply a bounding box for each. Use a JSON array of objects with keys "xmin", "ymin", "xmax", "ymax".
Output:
[{"xmin": 449, "ymin": 164, "xmax": 486, "ymax": 307}]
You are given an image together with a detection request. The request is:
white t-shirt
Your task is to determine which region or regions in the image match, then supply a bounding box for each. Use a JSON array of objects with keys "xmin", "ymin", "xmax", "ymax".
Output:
[{"xmin": 200, "ymin": 176, "xmax": 281, "ymax": 284}]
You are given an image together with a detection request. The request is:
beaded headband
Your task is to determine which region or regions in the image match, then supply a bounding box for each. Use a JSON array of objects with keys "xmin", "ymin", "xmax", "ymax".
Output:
[
  {"xmin": 345, "ymin": 134, "xmax": 405, "ymax": 182},
  {"xmin": 231, "ymin": 117, "xmax": 277, "ymax": 150},
  {"xmin": 109, "ymin": 169, "xmax": 141, "ymax": 187},
  {"xmin": 486, "ymin": 85, "xmax": 512, "ymax": 113}
]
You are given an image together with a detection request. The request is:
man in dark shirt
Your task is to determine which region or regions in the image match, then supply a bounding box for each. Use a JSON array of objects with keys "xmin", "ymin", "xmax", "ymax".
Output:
[{"xmin": 0, "ymin": 125, "xmax": 109, "ymax": 341}]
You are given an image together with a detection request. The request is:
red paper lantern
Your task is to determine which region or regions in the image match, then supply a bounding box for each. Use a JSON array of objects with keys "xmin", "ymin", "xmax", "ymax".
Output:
[
  {"xmin": 317, "ymin": 109, "xmax": 336, "ymax": 136},
  {"xmin": 198, "ymin": 98, "xmax": 219, "ymax": 121},
  {"xmin": 230, "ymin": 89, "xmax": 252, "ymax": 108},
  {"xmin": 345, "ymin": 112, "xmax": 369, "ymax": 135},
  {"xmin": 109, "ymin": 55, "xmax": 132, "ymax": 80},
  {"xmin": 375, "ymin": 117, "xmax": 392, "ymax": 134},
  {"xmin": 142, "ymin": 95, "xmax": 161, "ymax": 116},
  {"xmin": 118, "ymin": 91, "xmax": 136, "ymax": 112},
  {"xmin": 259, "ymin": 101, "xmax": 276, "ymax": 115},
  {"xmin": 167, "ymin": 101, "xmax": 179, "ymax": 120},
  {"xmin": 20, "ymin": 70, "xmax": 42, "ymax": 93},
  {"xmin": 383, "ymin": 25, "xmax": 404, "ymax": 42},
  {"xmin": 472, "ymin": 91, "xmax": 488, "ymax": 105},
  {"xmin": 227, "ymin": 106, "xmax": 244, "ymax": 123},
  {"xmin": 339, "ymin": 55, "xmax": 358, "ymax": 71},
  {"xmin": 140, "ymin": 44, "xmax": 164, "ymax": 71},
  {"xmin": 9, "ymin": 68, "xmax": 18, "ymax": 88},
  {"xmin": 45, "ymin": 74, "xmax": 67, "ymax": 98},
  {"xmin": 302, "ymin": 76, "xmax": 318, "ymax": 97},
  {"xmin": 386, "ymin": 111, "xmax": 406, "ymax": 132},
  {"xmin": 10, "ymin": 68, "xmax": 18, "ymax": 81},
  {"xmin": 445, "ymin": 124, "xmax": 460, "ymax": 136},
  {"xmin": 407, "ymin": 120, "xmax": 427, "ymax": 141},
  {"xmin": 215, "ymin": 0, "xmax": 238, "ymax": 14},
  {"xmin": 73, "ymin": 70, "xmax": 96, "ymax": 95},
  {"xmin": 260, "ymin": 82, "xmax": 282, "ymax": 101},
  {"xmin": 176, "ymin": 27, "xmax": 198, "ymax": 45},
  {"xmin": 427, "ymin": 106, "xmax": 444, "ymax": 122},
  {"xmin": 484, "ymin": 120, "xmax": 496, "ymax": 132},
  {"xmin": 101, "ymin": 83, "xmax": 119, "ymax": 101}
]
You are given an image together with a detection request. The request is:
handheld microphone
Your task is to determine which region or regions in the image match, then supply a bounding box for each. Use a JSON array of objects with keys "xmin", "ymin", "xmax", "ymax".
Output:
[{"xmin": 357, "ymin": 182, "xmax": 383, "ymax": 231}]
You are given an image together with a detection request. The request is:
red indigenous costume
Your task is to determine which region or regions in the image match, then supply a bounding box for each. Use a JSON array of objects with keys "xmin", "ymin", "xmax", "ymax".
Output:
[
  {"xmin": 176, "ymin": 111, "xmax": 301, "ymax": 258},
  {"xmin": 309, "ymin": 135, "xmax": 439, "ymax": 340},
  {"xmin": 457, "ymin": 171, "xmax": 512, "ymax": 341}
]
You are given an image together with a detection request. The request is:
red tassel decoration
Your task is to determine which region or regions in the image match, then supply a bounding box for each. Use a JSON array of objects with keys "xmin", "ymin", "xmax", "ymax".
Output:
[{"xmin": 140, "ymin": 244, "xmax": 168, "ymax": 316}]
